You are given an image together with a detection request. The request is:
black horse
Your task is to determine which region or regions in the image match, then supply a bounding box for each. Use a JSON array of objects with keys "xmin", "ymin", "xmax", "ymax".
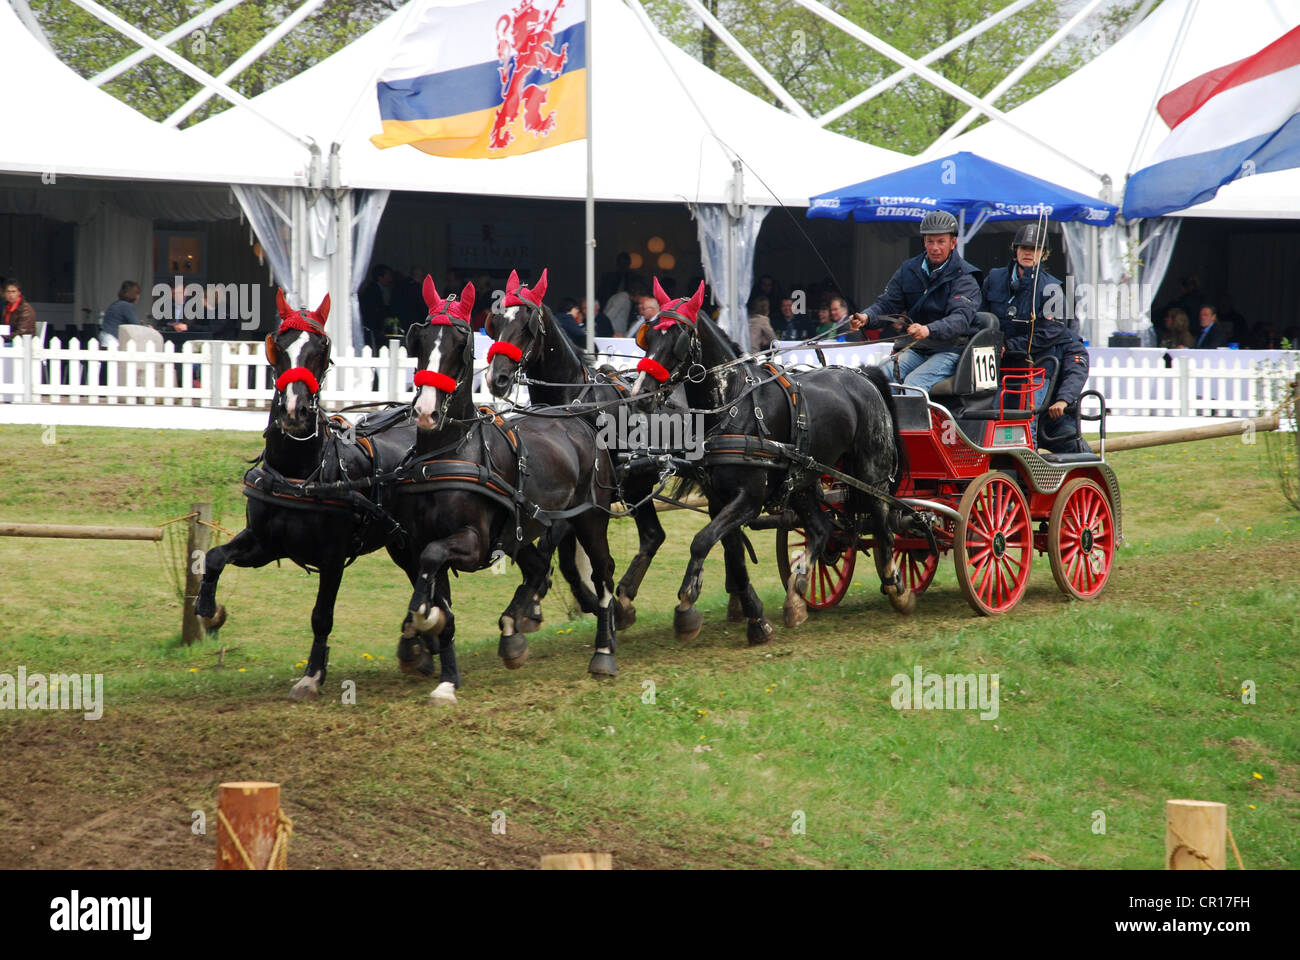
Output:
[
  {"xmin": 194, "ymin": 289, "xmax": 424, "ymax": 701},
  {"xmin": 391, "ymin": 274, "xmax": 623, "ymax": 680},
  {"xmin": 485, "ymin": 269, "xmax": 669, "ymax": 630},
  {"xmin": 630, "ymin": 279, "xmax": 910, "ymax": 643}
]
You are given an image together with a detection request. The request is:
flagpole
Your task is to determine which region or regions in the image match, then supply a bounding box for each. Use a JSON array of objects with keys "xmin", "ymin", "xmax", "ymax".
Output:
[{"xmin": 584, "ymin": 0, "xmax": 596, "ymax": 356}]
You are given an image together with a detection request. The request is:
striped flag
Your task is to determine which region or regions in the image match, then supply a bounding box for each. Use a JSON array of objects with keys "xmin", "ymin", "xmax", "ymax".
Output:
[
  {"xmin": 1123, "ymin": 24, "xmax": 1300, "ymax": 218},
  {"xmin": 371, "ymin": 0, "xmax": 586, "ymax": 159}
]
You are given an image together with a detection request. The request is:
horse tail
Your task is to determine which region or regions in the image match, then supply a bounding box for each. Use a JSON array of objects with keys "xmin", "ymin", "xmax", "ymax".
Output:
[{"xmin": 859, "ymin": 364, "xmax": 905, "ymax": 496}]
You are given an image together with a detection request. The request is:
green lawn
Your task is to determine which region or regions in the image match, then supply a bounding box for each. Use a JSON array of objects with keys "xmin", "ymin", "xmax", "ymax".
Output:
[{"xmin": 0, "ymin": 423, "xmax": 1296, "ymax": 869}]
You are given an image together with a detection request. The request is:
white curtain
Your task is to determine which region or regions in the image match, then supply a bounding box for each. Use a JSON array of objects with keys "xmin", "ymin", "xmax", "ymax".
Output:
[
  {"xmin": 350, "ymin": 188, "xmax": 390, "ymax": 354},
  {"xmin": 696, "ymin": 202, "xmax": 770, "ymax": 352},
  {"xmin": 73, "ymin": 202, "xmax": 151, "ymax": 335},
  {"xmin": 232, "ymin": 185, "xmax": 296, "ymax": 302},
  {"xmin": 1063, "ymin": 218, "xmax": 1181, "ymax": 345}
]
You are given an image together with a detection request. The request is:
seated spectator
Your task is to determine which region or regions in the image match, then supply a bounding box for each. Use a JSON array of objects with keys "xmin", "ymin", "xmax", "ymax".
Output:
[
  {"xmin": 2, "ymin": 278, "xmax": 37, "ymax": 339},
  {"xmin": 626, "ymin": 293, "xmax": 660, "ymax": 340},
  {"xmin": 100, "ymin": 281, "xmax": 141, "ymax": 349},
  {"xmin": 775, "ymin": 296, "xmax": 806, "ymax": 340},
  {"xmin": 603, "ymin": 290, "xmax": 632, "ymax": 335},
  {"xmin": 556, "ymin": 296, "xmax": 588, "ymax": 348},
  {"xmin": 360, "ymin": 265, "xmax": 399, "ymax": 347},
  {"xmin": 827, "ymin": 295, "xmax": 853, "ymax": 339},
  {"xmin": 812, "ymin": 303, "xmax": 834, "ymax": 338},
  {"xmin": 1194, "ymin": 304, "xmax": 1229, "ymax": 349},
  {"xmin": 1159, "ymin": 307, "xmax": 1194, "ymax": 349},
  {"xmin": 748, "ymin": 296, "xmax": 777, "ymax": 351},
  {"xmin": 751, "ymin": 273, "xmax": 781, "ymax": 310}
]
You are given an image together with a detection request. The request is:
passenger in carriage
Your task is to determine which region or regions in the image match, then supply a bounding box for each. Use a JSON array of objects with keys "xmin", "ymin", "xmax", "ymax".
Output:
[
  {"xmin": 984, "ymin": 224, "xmax": 1089, "ymax": 454},
  {"xmin": 848, "ymin": 210, "xmax": 983, "ymax": 393}
]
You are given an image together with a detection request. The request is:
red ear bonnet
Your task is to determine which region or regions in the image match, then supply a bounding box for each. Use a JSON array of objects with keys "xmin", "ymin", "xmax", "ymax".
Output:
[{"xmin": 502, "ymin": 267, "xmax": 547, "ymax": 308}]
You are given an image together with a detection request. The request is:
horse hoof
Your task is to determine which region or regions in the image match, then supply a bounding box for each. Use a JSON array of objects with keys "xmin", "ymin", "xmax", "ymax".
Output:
[
  {"xmin": 747, "ymin": 618, "xmax": 775, "ymax": 646},
  {"xmin": 200, "ymin": 604, "xmax": 227, "ymax": 633},
  {"xmin": 588, "ymin": 651, "xmax": 618, "ymax": 677},
  {"xmin": 726, "ymin": 595, "xmax": 745, "ymax": 622},
  {"xmin": 499, "ymin": 632, "xmax": 529, "ymax": 668},
  {"xmin": 518, "ymin": 616, "xmax": 543, "ymax": 634},
  {"xmin": 412, "ymin": 604, "xmax": 446, "ymax": 636},
  {"xmin": 288, "ymin": 672, "xmax": 321, "ymax": 702},
  {"xmin": 674, "ymin": 606, "xmax": 703, "ymax": 642},
  {"xmin": 888, "ymin": 586, "xmax": 917, "ymax": 615},
  {"xmin": 427, "ymin": 681, "xmax": 458, "ymax": 706},
  {"xmin": 396, "ymin": 636, "xmax": 434, "ymax": 676},
  {"xmin": 614, "ymin": 595, "xmax": 637, "ymax": 630},
  {"xmin": 783, "ymin": 595, "xmax": 808, "ymax": 629}
]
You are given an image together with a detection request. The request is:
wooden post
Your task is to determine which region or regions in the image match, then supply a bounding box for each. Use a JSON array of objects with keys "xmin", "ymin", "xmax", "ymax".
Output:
[
  {"xmin": 217, "ymin": 781, "xmax": 284, "ymax": 870},
  {"xmin": 1165, "ymin": 799, "xmax": 1226, "ymax": 870},
  {"xmin": 1105, "ymin": 414, "xmax": 1279, "ymax": 452},
  {"xmin": 1293, "ymin": 374, "xmax": 1299, "ymax": 469},
  {"xmin": 540, "ymin": 853, "xmax": 613, "ymax": 870},
  {"xmin": 182, "ymin": 502, "xmax": 212, "ymax": 646}
]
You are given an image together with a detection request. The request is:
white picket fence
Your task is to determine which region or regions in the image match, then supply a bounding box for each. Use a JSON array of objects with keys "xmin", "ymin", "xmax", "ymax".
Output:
[{"xmin": 1, "ymin": 333, "xmax": 1295, "ymax": 420}]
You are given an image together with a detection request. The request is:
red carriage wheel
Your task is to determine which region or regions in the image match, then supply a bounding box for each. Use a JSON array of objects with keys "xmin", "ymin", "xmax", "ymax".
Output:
[
  {"xmin": 893, "ymin": 547, "xmax": 939, "ymax": 594},
  {"xmin": 1048, "ymin": 477, "xmax": 1115, "ymax": 600},
  {"xmin": 775, "ymin": 526, "xmax": 856, "ymax": 610},
  {"xmin": 954, "ymin": 471, "xmax": 1032, "ymax": 616}
]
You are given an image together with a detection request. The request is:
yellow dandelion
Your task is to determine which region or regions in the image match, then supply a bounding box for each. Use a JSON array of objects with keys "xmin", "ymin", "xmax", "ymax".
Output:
[
  {"xmin": 1253, "ymin": 771, "xmax": 1263, "ymax": 780},
  {"xmin": 362, "ymin": 652, "xmax": 374, "ymax": 661},
  {"xmin": 1249, "ymin": 804, "xmax": 1257, "ymax": 809},
  {"xmin": 238, "ymin": 668, "xmax": 246, "ymax": 673},
  {"xmin": 188, "ymin": 667, "xmax": 198, "ymax": 674},
  {"xmin": 697, "ymin": 709, "xmax": 707, "ymax": 716}
]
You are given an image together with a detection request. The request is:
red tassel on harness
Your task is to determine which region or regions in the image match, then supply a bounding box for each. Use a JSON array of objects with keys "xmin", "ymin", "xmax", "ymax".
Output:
[
  {"xmin": 636, "ymin": 356, "xmax": 671, "ymax": 383},
  {"xmin": 414, "ymin": 369, "xmax": 457, "ymax": 393},
  {"xmin": 275, "ymin": 367, "xmax": 320, "ymax": 394},
  {"xmin": 487, "ymin": 341, "xmax": 523, "ymax": 362}
]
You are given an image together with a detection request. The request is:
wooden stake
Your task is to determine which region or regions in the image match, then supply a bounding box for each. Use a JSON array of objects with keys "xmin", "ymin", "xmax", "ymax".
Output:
[
  {"xmin": 1165, "ymin": 799, "xmax": 1226, "ymax": 870},
  {"xmin": 540, "ymin": 853, "xmax": 612, "ymax": 870},
  {"xmin": 182, "ymin": 502, "xmax": 212, "ymax": 646},
  {"xmin": 1106, "ymin": 414, "xmax": 1278, "ymax": 453},
  {"xmin": 217, "ymin": 781, "xmax": 282, "ymax": 870},
  {"xmin": 0, "ymin": 522, "xmax": 162, "ymax": 541}
]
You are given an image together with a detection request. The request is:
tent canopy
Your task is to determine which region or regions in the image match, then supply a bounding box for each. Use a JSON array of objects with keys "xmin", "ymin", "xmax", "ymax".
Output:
[
  {"xmin": 807, "ymin": 151, "xmax": 1117, "ymax": 227},
  {"xmin": 933, "ymin": 0, "xmax": 1300, "ymax": 219},
  {"xmin": 184, "ymin": 0, "xmax": 909, "ymax": 205}
]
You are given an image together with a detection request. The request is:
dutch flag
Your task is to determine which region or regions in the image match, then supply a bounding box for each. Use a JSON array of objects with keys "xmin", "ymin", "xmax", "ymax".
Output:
[{"xmin": 1123, "ymin": 24, "xmax": 1300, "ymax": 219}]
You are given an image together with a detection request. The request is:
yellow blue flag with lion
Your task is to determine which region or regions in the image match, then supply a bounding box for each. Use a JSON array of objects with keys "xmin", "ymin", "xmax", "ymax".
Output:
[{"xmin": 372, "ymin": 0, "xmax": 586, "ymax": 159}]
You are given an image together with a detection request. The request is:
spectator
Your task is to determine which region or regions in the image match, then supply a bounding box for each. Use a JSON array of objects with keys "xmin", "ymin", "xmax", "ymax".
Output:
[
  {"xmin": 626, "ymin": 293, "xmax": 660, "ymax": 340},
  {"xmin": 588, "ymin": 299, "xmax": 614, "ymax": 339},
  {"xmin": 359, "ymin": 264, "xmax": 399, "ymax": 347},
  {"xmin": 827, "ymin": 295, "xmax": 853, "ymax": 339},
  {"xmin": 159, "ymin": 278, "xmax": 190, "ymax": 333},
  {"xmin": 2, "ymin": 278, "xmax": 35, "ymax": 402},
  {"xmin": 751, "ymin": 273, "xmax": 781, "ymax": 310},
  {"xmin": 1159, "ymin": 308, "xmax": 1195, "ymax": 349},
  {"xmin": 556, "ymin": 296, "xmax": 588, "ymax": 348},
  {"xmin": 813, "ymin": 302, "xmax": 835, "ymax": 338},
  {"xmin": 775, "ymin": 296, "xmax": 806, "ymax": 340},
  {"xmin": 100, "ymin": 281, "xmax": 141, "ymax": 349},
  {"xmin": 1194, "ymin": 304, "xmax": 1228, "ymax": 349},
  {"xmin": 748, "ymin": 295, "xmax": 776, "ymax": 351}
]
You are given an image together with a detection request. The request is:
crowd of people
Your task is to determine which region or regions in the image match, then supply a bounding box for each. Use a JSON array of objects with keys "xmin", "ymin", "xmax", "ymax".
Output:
[{"xmin": 1151, "ymin": 275, "xmax": 1291, "ymax": 350}]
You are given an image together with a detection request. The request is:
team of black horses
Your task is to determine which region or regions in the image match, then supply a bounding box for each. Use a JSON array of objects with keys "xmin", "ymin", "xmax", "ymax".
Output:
[{"xmin": 195, "ymin": 272, "xmax": 908, "ymax": 703}]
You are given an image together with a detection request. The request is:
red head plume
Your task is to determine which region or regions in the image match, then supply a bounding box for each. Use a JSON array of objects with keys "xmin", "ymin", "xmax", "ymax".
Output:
[
  {"xmin": 275, "ymin": 288, "xmax": 329, "ymax": 335},
  {"xmin": 503, "ymin": 267, "xmax": 548, "ymax": 308},
  {"xmin": 422, "ymin": 276, "xmax": 475, "ymax": 323}
]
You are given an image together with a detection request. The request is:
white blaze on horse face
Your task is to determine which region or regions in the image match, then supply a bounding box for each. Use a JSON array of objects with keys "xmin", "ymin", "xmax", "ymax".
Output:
[
  {"xmin": 283, "ymin": 333, "xmax": 309, "ymax": 419},
  {"xmin": 415, "ymin": 339, "xmax": 445, "ymax": 429}
]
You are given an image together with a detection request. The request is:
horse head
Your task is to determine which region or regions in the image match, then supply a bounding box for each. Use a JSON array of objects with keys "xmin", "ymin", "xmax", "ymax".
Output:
[
  {"xmin": 486, "ymin": 268, "xmax": 550, "ymax": 398},
  {"xmin": 630, "ymin": 278, "xmax": 705, "ymax": 401},
  {"xmin": 406, "ymin": 276, "xmax": 476, "ymax": 432},
  {"xmin": 266, "ymin": 288, "xmax": 331, "ymax": 437}
]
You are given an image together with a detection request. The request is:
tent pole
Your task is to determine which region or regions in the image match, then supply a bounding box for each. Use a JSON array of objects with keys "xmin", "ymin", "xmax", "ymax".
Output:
[{"xmin": 585, "ymin": 0, "xmax": 596, "ymax": 357}]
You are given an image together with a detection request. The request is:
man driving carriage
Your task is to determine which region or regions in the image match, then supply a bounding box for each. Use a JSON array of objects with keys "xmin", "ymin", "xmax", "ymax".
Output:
[
  {"xmin": 848, "ymin": 210, "xmax": 983, "ymax": 394},
  {"xmin": 983, "ymin": 224, "xmax": 1090, "ymax": 454}
]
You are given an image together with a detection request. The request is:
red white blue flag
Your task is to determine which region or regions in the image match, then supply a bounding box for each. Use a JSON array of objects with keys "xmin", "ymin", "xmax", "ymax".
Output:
[{"xmin": 1123, "ymin": 24, "xmax": 1300, "ymax": 218}]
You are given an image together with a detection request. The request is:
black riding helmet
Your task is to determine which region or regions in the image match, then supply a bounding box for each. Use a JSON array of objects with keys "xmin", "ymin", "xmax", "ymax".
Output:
[{"xmin": 1011, "ymin": 223, "xmax": 1051, "ymax": 254}]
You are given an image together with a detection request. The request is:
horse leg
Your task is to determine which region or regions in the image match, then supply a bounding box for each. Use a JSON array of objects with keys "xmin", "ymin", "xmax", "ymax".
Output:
[
  {"xmin": 428, "ymin": 568, "xmax": 460, "ymax": 705},
  {"xmin": 289, "ymin": 560, "xmax": 344, "ymax": 702},
  {"xmin": 557, "ymin": 533, "xmax": 600, "ymax": 615},
  {"xmin": 674, "ymin": 491, "xmax": 759, "ymax": 641},
  {"xmin": 516, "ymin": 530, "xmax": 558, "ymax": 634},
  {"xmin": 722, "ymin": 529, "xmax": 774, "ymax": 645},
  {"xmin": 499, "ymin": 543, "xmax": 551, "ymax": 669},
  {"xmin": 572, "ymin": 513, "xmax": 618, "ymax": 677},
  {"xmin": 870, "ymin": 499, "xmax": 914, "ymax": 614},
  {"xmin": 194, "ymin": 527, "xmax": 275, "ymax": 630},
  {"xmin": 614, "ymin": 501, "xmax": 666, "ymax": 630},
  {"xmin": 391, "ymin": 548, "xmax": 436, "ymax": 677},
  {"xmin": 782, "ymin": 491, "xmax": 832, "ymax": 629}
]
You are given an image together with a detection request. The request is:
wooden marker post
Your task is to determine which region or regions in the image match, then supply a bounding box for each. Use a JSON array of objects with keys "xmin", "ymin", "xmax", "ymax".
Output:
[
  {"xmin": 217, "ymin": 781, "xmax": 288, "ymax": 870},
  {"xmin": 182, "ymin": 502, "xmax": 213, "ymax": 645},
  {"xmin": 540, "ymin": 853, "xmax": 612, "ymax": 870},
  {"xmin": 1165, "ymin": 799, "xmax": 1226, "ymax": 870}
]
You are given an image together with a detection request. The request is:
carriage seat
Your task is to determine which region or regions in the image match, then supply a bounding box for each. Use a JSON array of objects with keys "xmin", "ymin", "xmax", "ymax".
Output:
[
  {"xmin": 1001, "ymin": 350, "xmax": 1094, "ymax": 456},
  {"xmin": 927, "ymin": 312, "xmax": 1002, "ymax": 412}
]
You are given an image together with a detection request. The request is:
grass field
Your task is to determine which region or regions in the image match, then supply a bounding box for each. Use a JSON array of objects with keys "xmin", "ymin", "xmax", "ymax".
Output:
[{"xmin": 0, "ymin": 422, "xmax": 1297, "ymax": 869}]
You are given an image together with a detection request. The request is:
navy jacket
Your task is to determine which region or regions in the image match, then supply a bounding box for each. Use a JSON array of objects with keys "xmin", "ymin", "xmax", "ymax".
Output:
[
  {"xmin": 864, "ymin": 252, "xmax": 983, "ymax": 353},
  {"xmin": 983, "ymin": 260, "xmax": 1063, "ymax": 332},
  {"xmin": 1194, "ymin": 321, "xmax": 1228, "ymax": 349}
]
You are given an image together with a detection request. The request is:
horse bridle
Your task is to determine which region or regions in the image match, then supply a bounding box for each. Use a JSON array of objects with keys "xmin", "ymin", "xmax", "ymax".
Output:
[
  {"xmin": 409, "ymin": 298, "xmax": 474, "ymax": 424},
  {"xmin": 637, "ymin": 308, "xmax": 704, "ymax": 396},
  {"xmin": 487, "ymin": 304, "xmax": 546, "ymax": 386},
  {"xmin": 270, "ymin": 321, "xmax": 332, "ymax": 442}
]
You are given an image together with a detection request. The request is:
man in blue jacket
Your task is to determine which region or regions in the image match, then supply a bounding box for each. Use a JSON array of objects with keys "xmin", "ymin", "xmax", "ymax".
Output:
[
  {"xmin": 849, "ymin": 210, "xmax": 983, "ymax": 394},
  {"xmin": 984, "ymin": 224, "xmax": 1089, "ymax": 452}
]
